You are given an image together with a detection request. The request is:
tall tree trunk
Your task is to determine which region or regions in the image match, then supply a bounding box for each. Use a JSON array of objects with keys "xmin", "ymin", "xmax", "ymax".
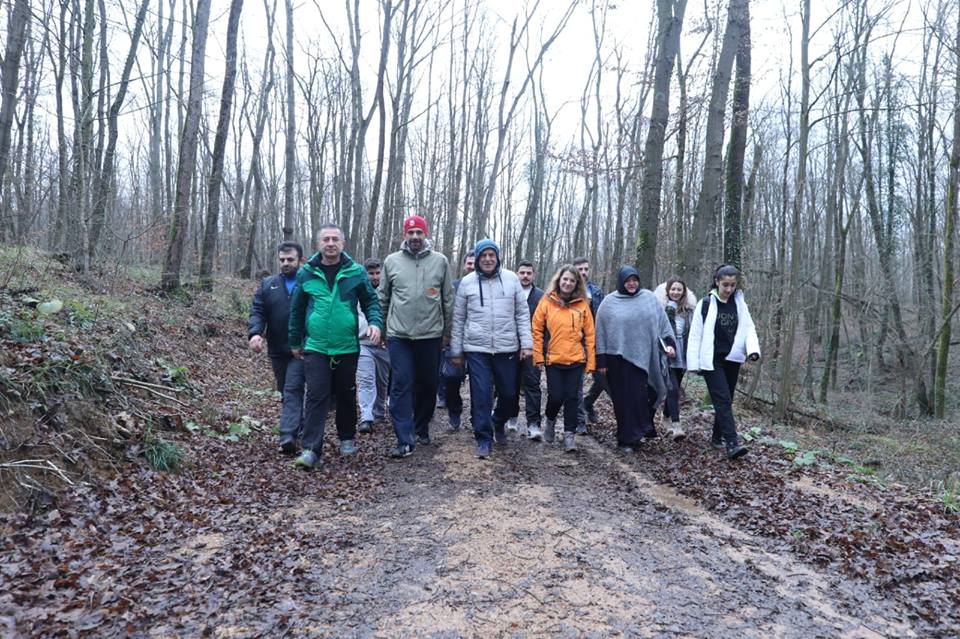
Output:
[
  {"xmin": 87, "ymin": 0, "xmax": 151, "ymax": 265},
  {"xmin": 0, "ymin": 0, "xmax": 31, "ymax": 208},
  {"xmin": 679, "ymin": 0, "xmax": 748, "ymax": 283},
  {"xmin": 635, "ymin": 0, "xmax": 687, "ymax": 285},
  {"xmin": 198, "ymin": 0, "xmax": 244, "ymax": 291},
  {"xmin": 161, "ymin": 0, "xmax": 212, "ymax": 291},
  {"xmin": 935, "ymin": 19, "xmax": 960, "ymax": 418},
  {"xmin": 282, "ymin": 0, "xmax": 295, "ymax": 240},
  {"xmin": 722, "ymin": 0, "xmax": 750, "ymax": 268}
]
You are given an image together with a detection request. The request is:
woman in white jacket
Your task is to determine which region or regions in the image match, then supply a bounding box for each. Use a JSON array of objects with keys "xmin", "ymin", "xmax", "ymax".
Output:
[{"xmin": 686, "ymin": 265, "xmax": 760, "ymax": 460}]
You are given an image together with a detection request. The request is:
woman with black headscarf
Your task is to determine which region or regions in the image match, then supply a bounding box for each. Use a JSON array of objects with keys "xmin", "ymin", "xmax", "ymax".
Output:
[{"xmin": 595, "ymin": 266, "xmax": 677, "ymax": 452}]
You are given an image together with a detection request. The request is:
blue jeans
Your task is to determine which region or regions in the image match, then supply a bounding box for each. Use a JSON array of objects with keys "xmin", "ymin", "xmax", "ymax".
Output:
[
  {"xmin": 278, "ymin": 356, "xmax": 305, "ymax": 444},
  {"xmin": 388, "ymin": 337, "xmax": 442, "ymax": 447},
  {"xmin": 465, "ymin": 352, "xmax": 519, "ymax": 444}
]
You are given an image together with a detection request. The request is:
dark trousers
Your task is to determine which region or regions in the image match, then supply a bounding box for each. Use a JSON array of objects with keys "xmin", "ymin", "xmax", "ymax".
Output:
[
  {"xmin": 510, "ymin": 357, "xmax": 542, "ymax": 426},
  {"xmin": 388, "ymin": 337, "xmax": 442, "ymax": 446},
  {"xmin": 301, "ymin": 352, "xmax": 359, "ymax": 454},
  {"xmin": 439, "ymin": 348, "xmax": 466, "ymax": 416},
  {"xmin": 664, "ymin": 367, "xmax": 686, "ymax": 422},
  {"xmin": 270, "ymin": 354, "xmax": 304, "ymax": 444},
  {"xmin": 465, "ymin": 352, "xmax": 519, "ymax": 444},
  {"xmin": 606, "ymin": 355, "xmax": 657, "ymax": 447},
  {"xmin": 545, "ymin": 365, "xmax": 583, "ymax": 433},
  {"xmin": 578, "ymin": 371, "xmax": 609, "ymax": 426},
  {"xmin": 702, "ymin": 356, "xmax": 741, "ymax": 446}
]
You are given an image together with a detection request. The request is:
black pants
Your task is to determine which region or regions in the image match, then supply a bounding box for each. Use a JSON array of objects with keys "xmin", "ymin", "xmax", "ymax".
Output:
[
  {"xmin": 606, "ymin": 355, "xmax": 657, "ymax": 446},
  {"xmin": 702, "ymin": 356, "xmax": 741, "ymax": 446},
  {"xmin": 302, "ymin": 352, "xmax": 359, "ymax": 454},
  {"xmin": 664, "ymin": 367, "xmax": 686, "ymax": 422},
  {"xmin": 270, "ymin": 354, "xmax": 293, "ymax": 392},
  {"xmin": 584, "ymin": 371, "xmax": 609, "ymax": 409},
  {"xmin": 510, "ymin": 357, "xmax": 542, "ymax": 427},
  {"xmin": 545, "ymin": 365, "xmax": 583, "ymax": 434}
]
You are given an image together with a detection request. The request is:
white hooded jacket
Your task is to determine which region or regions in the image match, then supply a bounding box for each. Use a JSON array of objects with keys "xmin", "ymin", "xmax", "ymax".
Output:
[{"xmin": 686, "ymin": 290, "xmax": 761, "ymax": 371}]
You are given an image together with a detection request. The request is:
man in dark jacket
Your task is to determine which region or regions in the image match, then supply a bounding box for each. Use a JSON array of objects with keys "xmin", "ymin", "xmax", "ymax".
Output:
[
  {"xmin": 574, "ymin": 256, "xmax": 608, "ymax": 430},
  {"xmin": 509, "ymin": 259, "xmax": 544, "ymax": 437},
  {"xmin": 248, "ymin": 241, "xmax": 305, "ymax": 455}
]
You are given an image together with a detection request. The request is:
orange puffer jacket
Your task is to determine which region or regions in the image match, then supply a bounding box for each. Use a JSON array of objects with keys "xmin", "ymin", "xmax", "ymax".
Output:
[{"xmin": 532, "ymin": 292, "xmax": 596, "ymax": 372}]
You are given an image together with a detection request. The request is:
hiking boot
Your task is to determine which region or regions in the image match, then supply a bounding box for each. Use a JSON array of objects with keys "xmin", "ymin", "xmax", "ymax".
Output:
[
  {"xmin": 668, "ymin": 426, "xmax": 687, "ymax": 442},
  {"xmin": 416, "ymin": 435, "xmax": 431, "ymax": 446},
  {"xmin": 476, "ymin": 440, "xmax": 491, "ymax": 459},
  {"xmin": 390, "ymin": 443, "xmax": 412, "ymax": 459},
  {"xmin": 563, "ymin": 432, "xmax": 577, "ymax": 453},
  {"xmin": 506, "ymin": 417, "xmax": 519, "ymax": 432},
  {"xmin": 710, "ymin": 436, "xmax": 725, "ymax": 450},
  {"xmin": 585, "ymin": 406, "xmax": 599, "ymax": 425},
  {"xmin": 494, "ymin": 428, "xmax": 508, "ymax": 445},
  {"xmin": 617, "ymin": 445, "xmax": 635, "ymax": 453},
  {"xmin": 449, "ymin": 413, "xmax": 462, "ymax": 431},
  {"xmin": 575, "ymin": 423, "xmax": 588, "ymax": 435},
  {"xmin": 527, "ymin": 425, "xmax": 543, "ymax": 442},
  {"xmin": 727, "ymin": 444, "xmax": 748, "ymax": 460},
  {"xmin": 294, "ymin": 449, "xmax": 320, "ymax": 471},
  {"xmin": 339, "ymin": 439, "xmax": 357, "ymax": 455},
  {"xmin": 279, "ymin": 440, "xmax": 298, "ymax": 456},
  {"xmin": 357, "ymin": 421, "xmax": 373, "ymax": 434},
  {"xmin": 543, "ymin": 417, "xmax": 556, "ymax": 443}
]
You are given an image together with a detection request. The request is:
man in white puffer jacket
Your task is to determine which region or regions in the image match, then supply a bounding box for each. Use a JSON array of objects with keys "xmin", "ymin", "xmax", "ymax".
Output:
[{"xmin": 450, "ymin": 239, "xmax": 533, "ymax": 459}]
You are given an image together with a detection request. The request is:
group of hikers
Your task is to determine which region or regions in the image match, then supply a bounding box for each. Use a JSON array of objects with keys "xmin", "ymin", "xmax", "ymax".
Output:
[{"xmin": 248, "ymin": 214, "xmax": 761, "ymax": 470}]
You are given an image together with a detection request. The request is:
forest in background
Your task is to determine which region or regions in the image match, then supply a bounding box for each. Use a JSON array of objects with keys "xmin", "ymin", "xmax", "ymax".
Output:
[{"xmin": 0, "ymin": 0, "xmax": 958, "ymax": 429}]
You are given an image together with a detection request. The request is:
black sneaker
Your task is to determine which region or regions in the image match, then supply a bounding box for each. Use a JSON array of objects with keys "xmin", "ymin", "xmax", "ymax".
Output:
[
  {"xmin": 279, "ymin": 440, "xmax": 298, "ymax": 456},
  {"xmin": 493, "ymin": 428, "xmax": 507, "ymax": 445},
  {"xmin": 710, "ymin": 437, "xmax": 724, "ymax": 450},
  {"xmin": 390, "ymin": 444, "xmax": 413, "ymax": 459},
  {"xmin": 727, "ymin": 444, "xmax": 748, "ymax": 460},
  {"xmin": 416, "ymin": 435, "xmax": 431, "ymax": 446},
  {"xmin": 575, "ymin": 424, "xmax": 588, "ymax": 435},
  {"xmin": 357, "ymin": 421, "xmax": 373, "ymax": 434}
]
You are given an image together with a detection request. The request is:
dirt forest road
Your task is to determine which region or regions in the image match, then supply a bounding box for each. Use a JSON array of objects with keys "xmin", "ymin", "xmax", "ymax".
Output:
[{"xmin": 206, "ymin": 423, "xmax": 915, "ymax": 638}]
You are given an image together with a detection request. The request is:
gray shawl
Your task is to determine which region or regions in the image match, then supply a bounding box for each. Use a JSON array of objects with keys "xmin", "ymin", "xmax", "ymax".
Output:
[{"xmin": 595, "ymin": 289, "xmax": 674, "ymax": 408}]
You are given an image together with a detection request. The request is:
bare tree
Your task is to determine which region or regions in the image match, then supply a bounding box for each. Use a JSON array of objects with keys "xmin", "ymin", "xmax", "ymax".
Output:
[{"xmin": 161, "ymin": 0, "xmax": 212, "ymax": 291}]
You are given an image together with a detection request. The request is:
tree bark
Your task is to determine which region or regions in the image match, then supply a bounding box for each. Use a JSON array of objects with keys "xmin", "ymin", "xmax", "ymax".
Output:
[
  {"xmin": 198, "ymin": 0, "xmax": 244, "ymax": 291},
  {"xmin": 161, "ymin": 0, "xmax": 212, "ymax": 291},
  {"xmin": 722, "ymin": 0, "xmax": 750, "ymax": 269}
]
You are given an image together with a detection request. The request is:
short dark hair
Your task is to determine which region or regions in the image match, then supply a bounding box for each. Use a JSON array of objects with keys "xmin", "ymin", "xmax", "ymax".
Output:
[
  {"xmin": 572, "ymin": 256, "xmax": 589, "ymax": 266},
  {"xmin": 516, "ymin": 259, "xmax": 534, "ymax": 270},
  {"xmin": 363, "ymin": 257, "xmax": 382, "ymax": 270},
  {"xmin": 315, "ymin": 223, "xmax": 344, "ymax": 244},
  {"xmin": 277, "ymin": 242, "xmax": 303, "ymax": 258},
  {"xmin": 464, "ymin": 250, "xmax": 475, "ymax": 260}
]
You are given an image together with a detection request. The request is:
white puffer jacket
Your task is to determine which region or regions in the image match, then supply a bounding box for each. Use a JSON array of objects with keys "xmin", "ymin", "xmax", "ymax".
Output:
[
  {"xmin": 450, "ymin": 269, "xmax": 533, "ymax": 356},
  {"xmin": 686, "ymin": 290, "xmax": 761, "ymax": 371}
]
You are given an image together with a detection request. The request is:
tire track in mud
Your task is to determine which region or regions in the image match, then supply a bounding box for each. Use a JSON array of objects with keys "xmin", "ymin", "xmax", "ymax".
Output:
[{"xmin": 221, "ymin": 424, "xmax": 917, "ymax": 638}]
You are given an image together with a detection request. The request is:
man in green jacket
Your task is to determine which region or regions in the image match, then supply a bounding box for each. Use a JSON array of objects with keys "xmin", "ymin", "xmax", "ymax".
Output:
[
  {"xmin": 289, "ymin": 223, "xmax": 383, "ymax": 470},
  {"xmin": 379, "ymin": 215, "xmax": 454, "ymax": 458}
]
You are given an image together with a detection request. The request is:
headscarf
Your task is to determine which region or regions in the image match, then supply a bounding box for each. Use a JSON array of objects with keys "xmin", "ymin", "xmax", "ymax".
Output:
[{"xmin": 616, "ymin": 265, "xmax": 641, "ymax": 296}]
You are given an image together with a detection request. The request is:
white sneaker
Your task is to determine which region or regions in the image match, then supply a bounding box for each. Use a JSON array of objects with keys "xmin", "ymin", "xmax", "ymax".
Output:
[
  {"xmin": 527, "ymin": 425, "xmax": 543, "ymax": 441},
  {"xmin": 506, "ymin": 417, "xmax": 519, "ymax": 432}
]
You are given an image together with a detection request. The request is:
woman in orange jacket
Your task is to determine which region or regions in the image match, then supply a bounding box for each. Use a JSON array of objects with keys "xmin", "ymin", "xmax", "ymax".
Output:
[{"xmin": 531, "ymin": 264, "xmax": 596, "ymax": 452}]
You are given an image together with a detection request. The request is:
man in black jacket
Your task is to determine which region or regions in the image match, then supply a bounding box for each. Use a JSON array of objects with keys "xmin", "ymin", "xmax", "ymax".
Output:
[
  {"xmin": 510, "ymin": 259, "xmax": 544, "ymax": 438},
  {"xmin": 249, "ymin": 241, "xmax": 305, "ymax": 454}
]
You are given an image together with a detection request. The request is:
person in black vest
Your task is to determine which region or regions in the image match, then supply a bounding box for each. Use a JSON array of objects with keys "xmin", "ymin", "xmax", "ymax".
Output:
[
  {"xmin": 248, "ymin": 241, "xmax": 305, "ymax": 455},
  {"xmin": 508, "ymin": 259, "xmax": 544, "ymax": 437}
]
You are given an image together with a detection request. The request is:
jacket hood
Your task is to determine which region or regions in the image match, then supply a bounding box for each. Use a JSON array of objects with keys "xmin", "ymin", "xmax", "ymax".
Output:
[
  {"xmin": 616, "ymin": 265, "xmax": 641, "ymax": 296},
  {"xmin": 473, "ymin": 238, "xmax": 501, "ymax": 277}
]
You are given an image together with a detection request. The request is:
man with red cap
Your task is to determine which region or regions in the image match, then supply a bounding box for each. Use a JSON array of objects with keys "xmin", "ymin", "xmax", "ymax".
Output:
[{"xmin": 378, "ymin": 215, "xmax": 455, "ymax": 458}]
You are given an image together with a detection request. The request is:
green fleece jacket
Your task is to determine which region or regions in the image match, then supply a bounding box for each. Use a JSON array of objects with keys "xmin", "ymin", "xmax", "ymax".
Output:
[
  {"xmin": 379, "ymin": 241, "xmax": 454, "ymax": 340},
  {"xmin": 288, "ymin": 252, "xmax": 383, "ymax": 355}
]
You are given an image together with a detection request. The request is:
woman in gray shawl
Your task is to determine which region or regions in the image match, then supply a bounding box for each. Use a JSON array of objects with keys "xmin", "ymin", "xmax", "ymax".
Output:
[{"xmin": 595, "ymin": 266, "xmax": 677, "ymax": 452}]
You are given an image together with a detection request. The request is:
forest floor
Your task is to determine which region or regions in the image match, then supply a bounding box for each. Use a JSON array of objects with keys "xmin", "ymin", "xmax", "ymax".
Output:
[{"xmin": 1, "ymin": 248, "xmax": 959, "ymax": 637}]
